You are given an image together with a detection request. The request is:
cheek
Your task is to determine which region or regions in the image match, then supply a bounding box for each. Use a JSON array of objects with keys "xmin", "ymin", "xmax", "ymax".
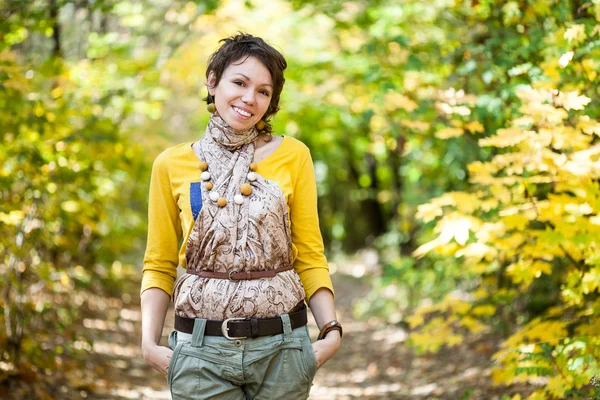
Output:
[{"xmin": 260, "ymin": 99, "xmax": 272, "ymax": 114}]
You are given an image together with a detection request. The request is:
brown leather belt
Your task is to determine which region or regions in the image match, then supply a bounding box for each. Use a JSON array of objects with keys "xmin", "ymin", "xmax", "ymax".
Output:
[
  {"xmin": 174, "ymin": 302, "xmax": 307, "ymax": 339},
  {"xmin": 187, "ymin": 265, "xmax": 294, "ymax": 280}
]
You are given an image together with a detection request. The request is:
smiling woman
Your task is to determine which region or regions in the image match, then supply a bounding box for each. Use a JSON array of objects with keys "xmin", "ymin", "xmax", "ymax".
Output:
[
  {"xmin": 140, "ymin": 33, "xmax": 342, "ymax": 400},
  {"xmin": 207, "ymin": 57, "xmax": 273, "ymax": 131}
]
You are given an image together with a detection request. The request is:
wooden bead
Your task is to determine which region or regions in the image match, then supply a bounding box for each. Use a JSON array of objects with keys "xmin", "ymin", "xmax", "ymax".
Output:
[
  {"xmin": 240, "ymin": 183, "xmax": 252, "ymax": 196},
  {"xmin": 205, "ymin": 182, "xmax": 213, "ymax": 191},
  {"xmin": 209, "ymin": 191, "xmax": 220, "ymax": 202},
  {"xmin": 217, "ymin": 197, "xmax": 227, "ymax": 207},
  {"xmin": 249, "ymin": 163, "xmax": 257, "ymax": 171},
  {"xmin": 198, "ymin": 161, "xmax": 208, "ymax": 171}
]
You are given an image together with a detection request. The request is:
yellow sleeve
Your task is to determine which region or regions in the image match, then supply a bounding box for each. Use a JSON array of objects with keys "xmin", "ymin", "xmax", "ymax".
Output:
[
  {"xmin": 290, "ymin": 150, "xmax": 334, "ymax": 302},
  {"xmin": 140, "ymin": 151, "xmax": 181, "ymax": 299}
]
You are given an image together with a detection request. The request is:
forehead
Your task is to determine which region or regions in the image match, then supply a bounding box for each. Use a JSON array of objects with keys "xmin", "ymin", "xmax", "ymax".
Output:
[{"xmin": 223, "ymin": 56, "xmax": 272, "ymax": 84}]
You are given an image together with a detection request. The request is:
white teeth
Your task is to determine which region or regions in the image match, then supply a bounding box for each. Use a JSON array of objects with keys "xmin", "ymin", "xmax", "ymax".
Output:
[{"xmin": 234, "ymin": 107, "xmax": 251, "ymax": 117}]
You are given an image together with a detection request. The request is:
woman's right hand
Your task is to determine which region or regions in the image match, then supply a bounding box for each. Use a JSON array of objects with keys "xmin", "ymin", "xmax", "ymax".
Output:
[{"xmin": 142, "ymin": 343, "xmax": 174, "ymax": 377}]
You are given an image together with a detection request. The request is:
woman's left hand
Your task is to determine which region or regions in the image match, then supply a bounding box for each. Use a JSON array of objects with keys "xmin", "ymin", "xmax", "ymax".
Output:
[{"xmin": 311, "ymin": 330, "xmax": 341, "ymax": 370}]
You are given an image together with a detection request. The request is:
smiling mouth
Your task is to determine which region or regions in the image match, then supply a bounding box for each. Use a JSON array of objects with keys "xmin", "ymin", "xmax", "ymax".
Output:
[{"xmin": 233, "ymin": 106, "xmax": 253, "ymax": 118}]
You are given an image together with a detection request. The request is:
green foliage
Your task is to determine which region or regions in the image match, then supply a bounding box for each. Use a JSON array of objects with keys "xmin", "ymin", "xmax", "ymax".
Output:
[
  {"xmin": 400, "ymin": 1, "xmax": 600, "ymax": 398},
  {"xmin": 0, "ymin": 0, "xmax": 184, "ymax": 386},
  {"xmin": 3, "ymin": 0, "xmax": 600, "ymax": 398}
]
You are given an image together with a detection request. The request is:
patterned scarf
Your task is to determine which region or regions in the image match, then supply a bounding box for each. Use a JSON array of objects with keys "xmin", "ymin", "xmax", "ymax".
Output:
[{"xmin": 172, "ymin": 114, "xmax": 305, "ymax": 320}]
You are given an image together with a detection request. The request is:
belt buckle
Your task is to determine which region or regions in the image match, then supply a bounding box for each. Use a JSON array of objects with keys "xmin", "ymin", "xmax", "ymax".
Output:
[
  {"xmin": 228, "ymin": 270, "xmax": 239, "ymax": 281},
  {"xmin": 221, "ymin": 317, "xmax": 247, "ymax": 340}
]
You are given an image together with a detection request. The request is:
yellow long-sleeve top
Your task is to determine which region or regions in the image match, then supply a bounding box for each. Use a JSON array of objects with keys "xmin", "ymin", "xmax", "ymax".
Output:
[{"xmin": 141, "ymin": 136, "xmax": 334, "ymax": 303}]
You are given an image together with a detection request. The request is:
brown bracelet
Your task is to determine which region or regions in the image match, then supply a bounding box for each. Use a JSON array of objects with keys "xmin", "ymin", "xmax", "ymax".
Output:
[{"xmin": 317, "ymin": 320, "xmax": 343, "ymax": 340}]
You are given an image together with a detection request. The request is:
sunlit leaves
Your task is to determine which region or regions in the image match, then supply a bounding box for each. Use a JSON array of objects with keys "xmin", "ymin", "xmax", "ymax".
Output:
[
  {"xmin": 0, "ymin": 0, "xmax": 154, "ymax": 384},
  {"xmin": 408, "ymin": 9, "xmax": 600, "ymax": 393}
]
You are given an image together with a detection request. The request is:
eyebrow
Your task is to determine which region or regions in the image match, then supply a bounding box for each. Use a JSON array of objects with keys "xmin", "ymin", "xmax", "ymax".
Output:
[{"xmin": 233, "ymin": 73, "xmax": 273, "ymax": 88}]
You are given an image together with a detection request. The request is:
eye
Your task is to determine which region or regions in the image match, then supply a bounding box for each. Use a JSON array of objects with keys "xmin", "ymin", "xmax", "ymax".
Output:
[
  {"xmin": 233, "ymin": 80, "xmax": 244, "ymax": 86},
  {"xmin": 260, "ymin": 90, "xmax": 271, "ymax": 96}
]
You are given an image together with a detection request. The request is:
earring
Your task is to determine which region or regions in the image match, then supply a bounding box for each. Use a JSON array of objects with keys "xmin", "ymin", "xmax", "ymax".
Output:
[
  {"xmin": 207, "ymin": 103, "xmax": 216, "ymax": 114},
  {"xmin": 255, "ymin": 120, "xmax": 265, "ymax": 130}
]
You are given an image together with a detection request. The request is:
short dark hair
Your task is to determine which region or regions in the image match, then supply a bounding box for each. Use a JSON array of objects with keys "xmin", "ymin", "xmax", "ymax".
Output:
[{"xmin": 205, "ymin": 33, "xmax": 287, "ymax": 135}]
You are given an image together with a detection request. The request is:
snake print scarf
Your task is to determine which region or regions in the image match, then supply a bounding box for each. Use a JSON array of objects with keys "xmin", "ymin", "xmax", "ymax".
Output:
[{"xmin": 172, "ymin": 114, "xmax": 305, "ymax": 320}]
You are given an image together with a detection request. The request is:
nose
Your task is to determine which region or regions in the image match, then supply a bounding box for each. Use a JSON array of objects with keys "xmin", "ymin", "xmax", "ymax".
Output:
[{"xmin": 241, "ymin": 89, "xmax": 255, "ymax": 105}]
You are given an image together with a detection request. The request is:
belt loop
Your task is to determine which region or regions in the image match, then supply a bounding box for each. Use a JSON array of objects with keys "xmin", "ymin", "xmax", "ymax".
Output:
[
  {"xmin": 191, "ymin": 318, "xmax": 207, "ymax": 348},
  {"xmin": 168, "ymin": 330, "xmax": 178, "ymax": 350},
  {"xmin": 250, "ymin": 318, "xmax": 259, "ymax": 338},
  {"xmin": 281, "ymin": 313, "xmax": 292, "ymax": 343}
]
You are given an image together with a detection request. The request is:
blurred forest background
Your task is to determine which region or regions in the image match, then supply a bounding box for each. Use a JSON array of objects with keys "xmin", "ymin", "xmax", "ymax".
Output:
[{"xmin": 1, "ymin": 0, "xmax": 600, "ymax": 399}]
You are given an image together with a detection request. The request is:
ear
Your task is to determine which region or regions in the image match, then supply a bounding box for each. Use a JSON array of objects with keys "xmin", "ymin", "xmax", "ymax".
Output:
[{"xmin": 207, "ymin": 71, "xmax": 217, "ymax": 96}]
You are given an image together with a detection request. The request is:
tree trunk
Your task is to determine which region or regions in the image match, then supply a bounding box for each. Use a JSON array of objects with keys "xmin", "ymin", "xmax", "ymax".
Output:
[{"xmin": 49, "ymin": 0, "xmax": 62, "ymax": 58}]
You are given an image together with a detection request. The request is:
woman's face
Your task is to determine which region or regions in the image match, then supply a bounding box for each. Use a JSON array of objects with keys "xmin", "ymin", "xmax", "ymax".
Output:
[{"xmin": 208, "ymin": 56, "xmax": 273, "ymax": 131}]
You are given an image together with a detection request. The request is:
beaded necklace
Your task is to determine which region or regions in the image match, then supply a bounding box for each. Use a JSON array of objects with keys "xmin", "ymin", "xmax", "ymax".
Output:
[{"xmin": 197, "ymin": 160, "xmax": 257, "ymax": 207}]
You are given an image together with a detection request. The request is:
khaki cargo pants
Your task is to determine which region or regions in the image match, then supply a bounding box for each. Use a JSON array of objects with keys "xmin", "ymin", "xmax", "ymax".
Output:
[{"xmin": 166, "ymin": 314, "xmax": 317, "ymax": 399}]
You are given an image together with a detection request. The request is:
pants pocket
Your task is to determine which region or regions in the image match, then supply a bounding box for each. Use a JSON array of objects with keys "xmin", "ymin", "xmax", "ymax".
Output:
[
  {"xmin": 167, "ymin": 331, "xmax": 184, "ymax": 392},
  {"xmin": 302, "ymin": 329, "xmax": 317, "ymax": 382}
]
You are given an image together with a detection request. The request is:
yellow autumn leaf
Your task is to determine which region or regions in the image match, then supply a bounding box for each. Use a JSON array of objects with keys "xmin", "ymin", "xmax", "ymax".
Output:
[
  {"xmin": 406, "ymin": 313, "xmax": 425, "ymax": 328},
  {"xmin": 564, "ymin": 24, "xmax": 586, "ymax": 45},
  {"xmin": 450, "ymin": 192, "xmax": 481, "ymax": 214},
  {"xmin": 401, "ymin": 119, "xmax": 430, "ymax": 131},
  {"xmin": 465, "ymin": 120, "xmax": 484, "ymax": 133},
  {"xmin": 435, "ymin": 214, "xmax": 473, "ymax": 245},
  {"xmin": 479, "ymin": 127, "xmax": 531, "ymax": 148},
  {"xmin": 577, "ymin": 115, "xmax": 600, "ymax": 136},
  {"xmin": 435, "ymin": 127, "xmax": 464, "ymax": 139},
  {"xmin": 0, "ymin": 210, "xmax": 25, "ymax": 226},
  {"xmin": 416, "ymin": 202, "xmax": 444, "ymax": 223},
  {"xmin": 506, "ymin": 259, "xmax": 552, "ymax": 285},
  {"xmin": 523, "ymin": 320, "xmax": 568, "ymax": 342},
  {"xmin": 526, "ymin": 390, "xmax": 549, "ymax": 400},
  {"xmin": 582, "ymin": 267, "xmax": 600, "ymax": 294},
  {"xmin": 412, "ymin": 238, "xmax": 442, "ymax": 258},
  {"xmin": 384, "ymin": 92, "xmax": 418, "ymax": 113},
  {"xmin": 492, "ymin": 365, "xmax": 517, "ymax": 385},
  {"xmin": 460, "ymin": 316, "xmax": 486, "ymax": 333},
  {"xmin": 446, "ymin": 334, "xmax": 463, "ymax": 346},
  {"xmin": 501, "ymin": 215, "xmax": 530, "ymax": 231},
  {"xmin": 455, "ymin": 242, "xmax": 494, "ymax": 259},
  {"xmin": 547, "ymin": 375, "xmax": 570, "ymax": 398},
  {"xmin": 555, "ymin": 91, "xmax": 591, "ymax": 111},
  {"xmin": 472, "ymin": 304, "xmax": 496, "ymax": 317},
  {"xmin": 410, "ymin": 331, "xmax": 444, "ymax": 353}
]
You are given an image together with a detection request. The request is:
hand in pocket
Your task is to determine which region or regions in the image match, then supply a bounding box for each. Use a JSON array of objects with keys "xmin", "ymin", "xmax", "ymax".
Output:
[{"xmin": 143, "ymin": 344, "xmax": 174, "ymax": 377}]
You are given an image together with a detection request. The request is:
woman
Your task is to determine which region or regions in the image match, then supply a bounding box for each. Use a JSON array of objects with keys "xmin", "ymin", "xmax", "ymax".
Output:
[{"xmin": 140, "ymin": 33, "xmax": 342, "ymax": 399}]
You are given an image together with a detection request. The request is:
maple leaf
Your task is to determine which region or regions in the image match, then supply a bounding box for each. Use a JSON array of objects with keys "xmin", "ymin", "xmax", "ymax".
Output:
[
  {"xmin": 577, "ymin": 115, "xmax": 600, "ymax": 136},
  {"xmin": 555, "ymin": 91, "xmax": 591, "ymax": 111},
  {"xmin": 479, "ymin": 127, "xmax": 532, "ymax": 148},
  {"xmin": 564, "ymin": 24, "xmax": 586, "ymax": 45}
]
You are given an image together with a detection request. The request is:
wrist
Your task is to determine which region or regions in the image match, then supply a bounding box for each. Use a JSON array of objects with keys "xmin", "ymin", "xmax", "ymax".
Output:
[
  {"xmin": 323, "ymin": 329, "xmax": 341, "ymax": 343},
  {"xmin": 317, "ymin": 319, "xmax": 343, "ymax": 341},
  {"xmin": 141, "ymin": 340, "xmax": 160, "ymax": 355}
]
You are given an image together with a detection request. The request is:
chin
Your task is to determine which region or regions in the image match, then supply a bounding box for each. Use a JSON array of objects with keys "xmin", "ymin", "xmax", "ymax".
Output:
[{"xmin": 225, "ymin": 117, "xmax": 255, "ymax": 131}]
